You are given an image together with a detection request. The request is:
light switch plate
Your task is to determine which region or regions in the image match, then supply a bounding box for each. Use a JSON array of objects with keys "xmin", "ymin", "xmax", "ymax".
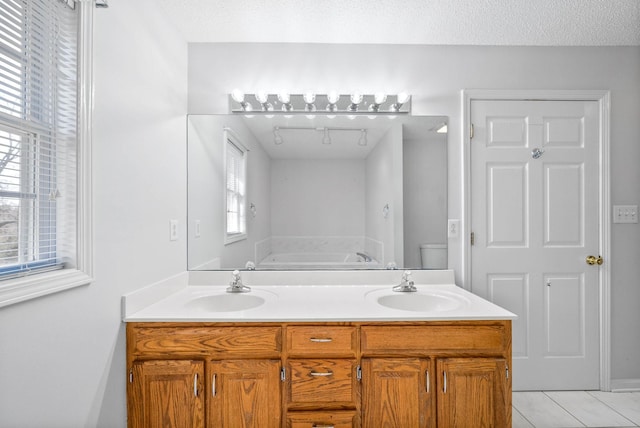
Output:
[
  {"xmin": 613, "ymin": 205, "xmax": 638, "ymax": 224},
  {"xmin": 448, "ymin": 219, "xmax": 460, "ymax": 238},
  {"xmin": 169, "ymin": 219, "xmax": 179, "ymax": 241}
]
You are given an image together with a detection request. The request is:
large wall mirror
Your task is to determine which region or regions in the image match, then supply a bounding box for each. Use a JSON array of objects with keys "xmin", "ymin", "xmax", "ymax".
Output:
[{"xmin": 188, "ymin": 114, "xmax": 447, "ymax": 271}]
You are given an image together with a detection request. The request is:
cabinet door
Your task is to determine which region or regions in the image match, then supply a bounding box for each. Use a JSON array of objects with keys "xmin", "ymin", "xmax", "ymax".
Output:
[
  {"xmin": 437, "ymin": 358, "xmax": 510, "ymax": 428},
  {"xmin": 361, "ymin": 358, "xmax": 435, "ymax": 428},
  {"xmin": 128, "ymin": 359, "xmax": 204, "ymax": 428},
  {"xmin": 208, "ymin": 359, "xmax": 281, "ymax": 428}
]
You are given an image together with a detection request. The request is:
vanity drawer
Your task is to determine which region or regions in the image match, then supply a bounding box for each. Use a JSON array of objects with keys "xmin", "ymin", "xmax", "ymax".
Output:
[
  {"xmin": 286, "ymin": 326, "xmax": 357, "ymax": 357},
  {"xmin": 361, "ymin": 322, "xmax": 510, "ymax": 356},
  {"xmin": 287, "ymin": 359, "xmax": 359, "ymax": 409},
  {"xmin": 286, "ymin": 410, "xmax": 360, "ymax": 428},
  {"xmin": 127, "ymin": 324, "xmax": 281, "ymax": 358}
]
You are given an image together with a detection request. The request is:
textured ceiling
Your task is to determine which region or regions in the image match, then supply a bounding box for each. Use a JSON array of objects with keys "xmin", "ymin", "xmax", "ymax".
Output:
[{"xmin": 155, "ymin": 0, "xmax": 640, "ymax": 46}]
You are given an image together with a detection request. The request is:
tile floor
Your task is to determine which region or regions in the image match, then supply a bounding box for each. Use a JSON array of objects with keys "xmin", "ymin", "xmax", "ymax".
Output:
[{"xmin": 513, "ymin": 391, "xmax": 640, "ymax": 427}]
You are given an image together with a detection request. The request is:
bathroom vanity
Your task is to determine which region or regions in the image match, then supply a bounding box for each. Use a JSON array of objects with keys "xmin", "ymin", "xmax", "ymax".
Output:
[{"xmin": 123, "ymin": 270, "xmax": 514, "ymax": 428}]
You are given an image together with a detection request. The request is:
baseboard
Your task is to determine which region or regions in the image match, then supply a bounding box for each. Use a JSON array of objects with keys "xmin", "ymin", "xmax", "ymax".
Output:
[{"xmin": 610, "ymin": 378, "xmax": 640, "ymax": 392}]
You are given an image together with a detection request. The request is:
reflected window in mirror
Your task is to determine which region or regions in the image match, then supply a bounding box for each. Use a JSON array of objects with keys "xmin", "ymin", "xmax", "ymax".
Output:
[{"xmin": 224, "ymin": 129, "xmax": 247, "ymax": 244}]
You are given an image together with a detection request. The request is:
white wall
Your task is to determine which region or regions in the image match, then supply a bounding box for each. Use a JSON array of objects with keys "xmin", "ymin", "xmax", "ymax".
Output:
[
  {"xmin": 1, "ymin": 36, "xmax": 636, "ymax": 428},
  {"xmin": 403, "ymin": 133, "xmax": 448, "ymax": 269},
  {"xmin": 188, "ymin": 115, "xmax": 272, "ymax": 269},
  {"xmin": 0, "ymin": 1, "xmax": 188, "ymax": 426},
  {"xmin": 271, "ymin": 159, "xmax": 365, "ymax": 237},
  {"xmin": 365, "ymin": 124, "xmax": 403, "ymax": 266},
  {"xmin": 188, "ymin": 43, "xmax": 640, "ymax": 383}
]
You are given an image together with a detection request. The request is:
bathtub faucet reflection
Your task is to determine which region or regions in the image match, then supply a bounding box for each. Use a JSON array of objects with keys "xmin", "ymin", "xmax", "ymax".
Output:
[
  {"xmin": 356, "ymin": 252, "xmax": 372, "ymax": 262},
  {"xmin": 227, "ymin": 270, "xmax": 252, "ymax": 293}
]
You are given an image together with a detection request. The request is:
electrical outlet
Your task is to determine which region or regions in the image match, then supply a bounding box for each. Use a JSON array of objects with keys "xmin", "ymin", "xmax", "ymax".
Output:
[
  {"xmin": 448, "ymin": 219, "xmax": 460, "ymax": 238},
  {"xmin": 613, "ymin": 205, "xmax": 638, "ymax": 224},
  {"xmin": 169, "ymin": 219, "xmax": 178, "ymax": 241}
]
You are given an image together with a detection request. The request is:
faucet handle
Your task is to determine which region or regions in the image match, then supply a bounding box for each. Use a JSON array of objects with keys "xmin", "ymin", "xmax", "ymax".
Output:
[
  {"xmin": 402, "ymin": 270, "xmax": 413, "ymax": 283},
  {"xmin": 231, "ymin": 269, "xmax": 241, "ymax": 284}
]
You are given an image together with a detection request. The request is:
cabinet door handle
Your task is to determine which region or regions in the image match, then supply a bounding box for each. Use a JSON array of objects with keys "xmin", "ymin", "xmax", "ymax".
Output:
[
  {"xmin": 443, "ymin": 371, "xmax": 447, "ymax": 393},
  {"xmin": 426, "ymin": 370, "xmax": 430, "ymax": 393},
  {"xmin": 212, "ymin": 374, "xmax": 216, "ymax": 397},
  {"xmin": 312, "ymin": 425, "xmax": 335, "ymax": 428},
  {"xmin": 309, "ymin": 337, "xmax": 333, "ymax": 343},
  {"xmin": 310, "ymin": 371, "xmax": 333, "ymax": 377},
  {"xmin": 193, "ymin": 373, "xmax": 198, "ymax": 397}
]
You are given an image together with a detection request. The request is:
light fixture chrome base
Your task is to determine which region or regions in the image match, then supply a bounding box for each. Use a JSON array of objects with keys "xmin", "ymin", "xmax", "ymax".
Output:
[{"xmin": 229, "ymin": 93, "xmax": 411, "ymax": 115}]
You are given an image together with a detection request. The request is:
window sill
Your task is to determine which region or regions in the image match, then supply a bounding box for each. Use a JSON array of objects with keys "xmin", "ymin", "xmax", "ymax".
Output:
[
  {"xmin": 0, "ymin": 269, "xmax": 93, "ymax": 308},
  {"xmin": 225, "ymin": 233, "xmax": 247, "ymax": 245}
]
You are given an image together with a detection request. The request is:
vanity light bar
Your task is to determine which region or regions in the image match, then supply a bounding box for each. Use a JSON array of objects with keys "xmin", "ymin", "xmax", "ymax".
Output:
[{"xmin": 229, "ymin": 92, "xmax": 411, "ymax": 115}]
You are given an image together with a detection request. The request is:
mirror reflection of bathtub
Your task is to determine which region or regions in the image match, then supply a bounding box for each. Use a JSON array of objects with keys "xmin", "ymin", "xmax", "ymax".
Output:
[{"xmin": 257, "ymin": 251, "xmax": 379, "ymax": 270}]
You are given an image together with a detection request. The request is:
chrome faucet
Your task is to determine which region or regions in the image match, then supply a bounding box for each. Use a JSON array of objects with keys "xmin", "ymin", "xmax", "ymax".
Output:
[
  {"xmin": 356, "ymin": 252, "xmax": 372, "ymax": 262},
  {"xmin": 393, "ymin": 270, "xmax": 417, "ymax": 292},
  {"xmin": 227, "ymin": 270, "xmax": 251, "ymax": 293}
]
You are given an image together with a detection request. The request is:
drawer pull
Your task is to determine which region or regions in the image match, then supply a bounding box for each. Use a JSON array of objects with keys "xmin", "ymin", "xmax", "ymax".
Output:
[
  {"xmin": 309, "ymin": 337, "xmax": 333, "ymax": 343},
  {"xmin": 310, "ymin": 371, "xmax": 334, "ymax": 377},
  {"xmin": 312, "ymin": 425, "xmax": 335, "ymax": 428}
]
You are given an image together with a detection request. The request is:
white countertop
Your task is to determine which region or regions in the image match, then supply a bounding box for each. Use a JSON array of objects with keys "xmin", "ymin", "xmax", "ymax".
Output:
[{"xmin": 122, "ymin": 270, "xmax": 516, "ymax": 322}]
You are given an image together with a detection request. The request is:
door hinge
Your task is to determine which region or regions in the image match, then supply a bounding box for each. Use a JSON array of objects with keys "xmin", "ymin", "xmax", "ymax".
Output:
[
  {"xmin": 128, "ymin": 369, "xmax": 133, "ymax": 384},
  {"xmin": 470, "ymin": 232, "xmax": 475, "ymax": 246},
  {"xmin": 470, "ymin": 123, "xmax": 474, "ymax": 140},
  {"xmin": 356, "ymin": 365, "xmax": 362, "ymax": 381},
  {"xmin": 506, "ymin": 364, "xmax": 509, "ymax": 380},
  {"xmin": 280, "ymin": 367, "xmax": 286, "ymax": 382}
]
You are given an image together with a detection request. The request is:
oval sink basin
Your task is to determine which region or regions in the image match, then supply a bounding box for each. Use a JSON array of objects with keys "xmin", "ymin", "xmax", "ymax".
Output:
[
  {"xmin": 377, "ymin": 293, "xmax": 465, "ymax": 312},
  {"xmin": 185, "ymin": 293, "xmax": 266, "ymax": 312}
]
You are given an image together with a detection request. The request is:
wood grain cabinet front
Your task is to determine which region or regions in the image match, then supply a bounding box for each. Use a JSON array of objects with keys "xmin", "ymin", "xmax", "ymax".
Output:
[
  {"xmin": 127, "ymin": 359, "xmax": 205, "ymax": 428},
  {"xmin": 286, "ymin": 326, "xmax": 357, "ymax": 358},
  {"xmin": 208, "ymin": 359, "xmax": 282, "ymax": 428},
  {"xmin": 286, "ymin": 410, "xmax": 360, "ymax": 428},
  {"xmin": 286, "ymin": 359, "xmax": 359, "ymax": 410},
  {"xmin": 126, "ymin": 321, "xmax": 511, "ymax": 428}
]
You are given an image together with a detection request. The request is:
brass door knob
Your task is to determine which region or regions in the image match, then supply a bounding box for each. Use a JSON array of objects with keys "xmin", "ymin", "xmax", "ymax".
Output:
[{"xmin": 586, "ymin": 255, "xmax": 603, "ymax": 265}]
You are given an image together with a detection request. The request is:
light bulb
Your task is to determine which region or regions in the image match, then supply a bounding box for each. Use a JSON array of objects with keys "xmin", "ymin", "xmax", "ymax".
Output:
[
  {"xmin": 277, "ymin": 93, "xmax": 290, "ymax": 104},
  {"xmin": 350, "ymin": 93, "xmax": 363, "ymax": 104},
  {"xmin": 231, "ymin": 89, "xmax": 245, "ymax": 103},
  {"xmin": 396, "ymin": 92, "xmax": 410, "ymax": 104},
  {"xmin": 303, "ymin": 92, "xmax": 316, "ymax": 104},
  {"xmin": 256, "ymin": 91, "xmax": 269, "ymax": 104},
  {"xmin": 374, "ymin": 93, "xmax": 387, "ymax": 105},
  {"xmin": 327, "ymin": 91, "xmax": 340, "ymax": 104}
]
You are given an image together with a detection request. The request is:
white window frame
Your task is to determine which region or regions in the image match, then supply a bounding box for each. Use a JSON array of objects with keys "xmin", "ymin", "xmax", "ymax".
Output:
[
  {"xmin": 0, "ymin": 1, "xmax": 93, "ymax": 308},
  {"xmin": 223, "ymin": 128, "xmax": 247, "ymax": 245}
]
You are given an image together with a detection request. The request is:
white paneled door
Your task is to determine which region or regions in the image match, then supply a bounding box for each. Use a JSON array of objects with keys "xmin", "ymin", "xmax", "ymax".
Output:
[{"xmin": 470, "ymin": 100, "xmax": 601, "ymax": 390}]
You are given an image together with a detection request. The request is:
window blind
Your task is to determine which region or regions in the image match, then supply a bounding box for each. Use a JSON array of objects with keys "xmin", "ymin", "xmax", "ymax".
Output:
[{"xmin": 0, "ymin": 0, "xmax": 78, "ymax": 279}]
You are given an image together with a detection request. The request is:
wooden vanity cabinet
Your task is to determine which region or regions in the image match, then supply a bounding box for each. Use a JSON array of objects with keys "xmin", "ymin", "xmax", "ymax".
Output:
[
  {"xmin": 128, "ymin": 359, "xmax": 205, "ymax": 428},
  {"xmin": 126, "ymin": 323, "xmax": 282, "ymax": 428},
  {"xmin": 360, "ymin": 322, "xmax": 512, "ymax": 428},
  {"xmin": 127, "ymin": 321, "xmax": 511, "ymax": 428},
  {"xmin": 361, "ymin": 357, "xmax": 435, "ymax": 427},
  {"xmin": 436, "ymin": 358, "xmax": 510, "ymax": 427},
  {"xmin": 208, "ymin": 359, "xmax": 282, "ymax": 427}
]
